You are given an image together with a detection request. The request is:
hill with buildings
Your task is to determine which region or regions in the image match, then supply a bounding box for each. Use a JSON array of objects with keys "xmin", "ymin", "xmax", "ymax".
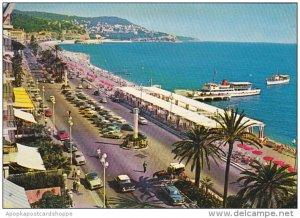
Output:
[{"xmin": 12, "ymin": 10, "xmax": 196, "ymax": 42}]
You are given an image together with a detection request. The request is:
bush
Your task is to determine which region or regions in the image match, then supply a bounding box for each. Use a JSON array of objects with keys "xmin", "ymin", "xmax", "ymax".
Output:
[
  {"xmin": 174, "ymin": 180, "xmax": 222, "ymax": 208},
  {"xmin": 33, "ymin": 191, "xmax": 68, "ymax": 208},
  {"xmin": 8, "ymin": 170, "xmax": 64, "ymax": 190}
]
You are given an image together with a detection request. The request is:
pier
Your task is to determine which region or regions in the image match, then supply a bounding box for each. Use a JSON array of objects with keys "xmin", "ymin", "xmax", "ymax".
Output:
[
  {"xmin": 174, "ymin": 89, "xmax": 231, "ymax": 101},
  {"xmin": 117, "ymin": 86, "xmax": 265, "ymax": 139}
]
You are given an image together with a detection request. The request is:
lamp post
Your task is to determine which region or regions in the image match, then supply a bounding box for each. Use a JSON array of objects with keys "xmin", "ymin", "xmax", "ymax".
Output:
[
  {"xmin": 42, "ymin": 86, "xmax": 45, "ymax": 118},
  {"xmin": 100, "ymin": 153, "xmax": 109, "ymax": 208},
  {"xmin": 140, "ymin": 83, "xmax": 143, "ymax": 108},
  {"xmin": 68, "ymin": 116, "xmax": 73, "ymax": 166},
  {"xmin": 169, "ymin": 93, "xmax": 174, "ymax": 124},
  {"xmin": 51, "ymin": 97, "xmax": 56, "ymax": 127}
]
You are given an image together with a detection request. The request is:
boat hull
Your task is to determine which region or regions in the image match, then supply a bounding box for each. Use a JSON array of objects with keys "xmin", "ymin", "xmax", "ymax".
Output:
[{"xmin": 266, "ymin": 79, "xmax": 290, "ymax": 86}]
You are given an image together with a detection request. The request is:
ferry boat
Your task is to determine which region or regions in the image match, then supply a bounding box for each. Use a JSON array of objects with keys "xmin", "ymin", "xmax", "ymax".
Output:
[
  {"xmin": 198, "ymin": 80, "xmax": 261, "ymax": 97},
  {"xmin": 266, "ymin": 74, "xmax": 290, "ymax": 86}
]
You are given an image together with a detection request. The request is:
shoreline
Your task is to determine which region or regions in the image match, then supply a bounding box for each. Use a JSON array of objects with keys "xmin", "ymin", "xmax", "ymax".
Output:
[{"xmin": 40, "ymin": 41, "xmax": 296, "ymax": 154}]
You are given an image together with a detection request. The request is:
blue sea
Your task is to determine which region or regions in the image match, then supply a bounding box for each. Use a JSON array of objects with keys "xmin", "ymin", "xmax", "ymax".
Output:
[{"xmin": 61, "ymin": 42, "xmax": 297, "ymax": 147}]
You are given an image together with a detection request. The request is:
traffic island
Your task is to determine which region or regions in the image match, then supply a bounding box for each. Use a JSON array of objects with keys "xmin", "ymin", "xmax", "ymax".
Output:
[{"xmin": 121, "ymin": 134, "xmax": 148, "ymax": 150}]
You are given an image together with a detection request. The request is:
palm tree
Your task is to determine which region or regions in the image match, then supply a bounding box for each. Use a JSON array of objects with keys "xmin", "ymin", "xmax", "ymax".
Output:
[
  {"xmin": 53, "ymin": 44, "xmax": 61, "ymax": 59},
  {"xmin": 201, "ymin": 176, "xmax": 214, "ymax": 198},
  {"xmin": 237, "ymin": 160, "xmax": 296, "ymax": 208},
  {"xmin": 172, "ymin": 125, "xmax": 224, "ymax": 187},
  {"xmin": 210, "ymin": 108, "xmax": 262, "ymax": 208}
]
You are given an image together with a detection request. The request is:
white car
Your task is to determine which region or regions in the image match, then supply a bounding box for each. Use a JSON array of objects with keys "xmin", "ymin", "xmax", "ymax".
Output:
[
  {"xmin": 115, "ymin": 175, "xmax": 136, "ymax": 192},
  {"xmin": 73, "ymin": 151, "xmax": 86, "ymax": 165},
  {"xmin": 138, "ymin": 117, "xmax": 148, "ymax": 125},
  {"xmin": 77, "ymin": 84, "xmax": 83, "ymax": 89}
]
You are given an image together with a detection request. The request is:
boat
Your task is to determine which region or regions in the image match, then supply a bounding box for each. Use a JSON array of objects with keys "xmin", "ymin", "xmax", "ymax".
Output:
[
  {"xmin": 198, "ymin": 80, "xmax": 261, "ymax": 97},
  {"xmin": 266, "ymin": 74, "xmax": 290, "ymax": 86}
]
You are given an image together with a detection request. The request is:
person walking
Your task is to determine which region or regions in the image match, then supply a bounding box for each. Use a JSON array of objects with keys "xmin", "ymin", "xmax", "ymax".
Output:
[
  {"xmin": 76, "ymin": 179, "xmax": 80, "ymax": 192},
  {"xmin": 96, "ymin": 148, "xmax": 101, "ymax": 159},
  {"xmin": 76, "ymin": 168, "xmax": 81, "ymax": 180},
  {"xmin": 143, "ymin": 161, "xmax": 147, "ymax": 173},
  {"xmin": 72, "ymin": 168, "xmax": 76, "ymax": 180},
  {"xmin": 72, "ymin": 180, "xmax": 77, "ymax": 193}
]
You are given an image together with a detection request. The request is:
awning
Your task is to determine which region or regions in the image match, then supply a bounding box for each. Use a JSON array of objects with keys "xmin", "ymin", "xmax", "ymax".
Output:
[
  {"xmin": 3, "ymin": 179, "xmax": 31, "ymax": 208},
  {"xmin": 13, "ymin": 108, "xmax": 37, "ymax": 123},
  {"xmin": 10, "ymin": 144, "xmax": 46, "ymax": 171},
  {"xmin": 13, "ymin": 88, "xmax": 35, "ymax": 109}
]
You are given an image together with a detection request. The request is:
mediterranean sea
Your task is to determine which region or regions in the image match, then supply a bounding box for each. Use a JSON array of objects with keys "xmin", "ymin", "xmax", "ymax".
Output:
[{"xmin": 60, "ymin": 42, "xmax": 297, "ymax": 147}]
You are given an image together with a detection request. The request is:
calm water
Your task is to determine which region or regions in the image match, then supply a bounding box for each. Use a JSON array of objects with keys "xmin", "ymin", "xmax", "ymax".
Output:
[{"xmin": 61, "ymin": 42, "xmax": 297, "ymax": 146}]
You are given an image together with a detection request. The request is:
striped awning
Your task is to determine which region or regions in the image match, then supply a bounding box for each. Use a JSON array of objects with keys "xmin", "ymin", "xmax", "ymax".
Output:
[{"xmin": 13, "ymin": 87, "xmax": 35, "ymax": 108}]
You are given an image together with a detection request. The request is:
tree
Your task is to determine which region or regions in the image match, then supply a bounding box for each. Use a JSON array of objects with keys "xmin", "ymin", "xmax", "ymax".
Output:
[
  {"xmin": 237, "ymin": 160, "xmax": 296, "ymax": 208},
  {"xmin": 109, "ymin": 194, "xmax": 165, "ymax": 208},
  {"xmin": 29, "ymin": 35, "xmax": 39, "ymax": 56},
  {"xmin": 12, "ymin": 52, "xmax": 23, "ymax": 87},
  {"xmin": 172, "ymin": 125, "xmax": 224, "ymax": 187},
  {"xmin": 210, "ymin": 109, "xmax": 262, "ymax": 208},
  {"xmin": 201, "ymin": 176, "xmax": 214, "ymax": 198},
  {"xmin": 53, "ymin": 44, "xmax": 61, "ymax": 59},
  {"xmin": 12, "ymin": 40, "xmax": 25, "ymax": 51},
  {"xmin": 33, "ymin": 191, "xmax": 68, "ymax": 208}
]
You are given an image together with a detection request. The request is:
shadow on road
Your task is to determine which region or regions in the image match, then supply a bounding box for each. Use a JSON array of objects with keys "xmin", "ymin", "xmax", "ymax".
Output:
[{"xmin": 95, "ymin": 141, "xmax": 121, "ymax": 146}]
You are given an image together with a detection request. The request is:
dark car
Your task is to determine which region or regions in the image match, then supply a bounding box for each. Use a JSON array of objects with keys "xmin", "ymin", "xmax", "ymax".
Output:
[
  {"xmin": 44, "ymin": 109, "xmax": 53, "ymax": 117},
  {"xmin": 63, "ymin": 140, "xmax": 78, "ymax": 152},
  {"xmin": 121, "ymin": 124, "xmax": 134, "ymax": 132},
  {"xmin": 93, "ymin": 90, "xmax": 100, "ymax": 96},
  {"xmin": 57, "ymin": 130, "xmax": 70, "ymax": 141},
  {"xmin": 160, "ymin": 185, "xmax": 184, "ymax": 205},
  {"xmin": 115, "ymin": 175, "xmax": 136, "ymax": 192}
]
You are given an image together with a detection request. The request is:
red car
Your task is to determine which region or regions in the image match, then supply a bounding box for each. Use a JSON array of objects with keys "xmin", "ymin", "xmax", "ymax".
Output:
[
  {"xmin": 44, "ymin": 110, "xmax": 53, "ymax": 117},
  {"xmin": 57, "ymin": 130, "xmax": 70, "ymax": 141}
]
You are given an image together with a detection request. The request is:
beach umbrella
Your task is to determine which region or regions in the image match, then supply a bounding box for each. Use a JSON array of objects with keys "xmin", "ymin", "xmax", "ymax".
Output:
[
  {"xmin": 252, "ymin": 150, "xmax": 263, "ymax": 155},
  {"xmin": 273, "ymin": 160, "xmax": 286, "ymax": 167},
  {"xmin": 237, "ymin": 144, "xmax": 246, "ymax": 148},
  {"xmin": 243, "ymin": 146, "xmax": 254, "ymax": 151},
  {"xmin": 287, "ymin": 166, "xmax": 297, "ymax": 172},
  {"xmin": 263, "ymin": 156, "xmax": 274, "ymax": 161}
]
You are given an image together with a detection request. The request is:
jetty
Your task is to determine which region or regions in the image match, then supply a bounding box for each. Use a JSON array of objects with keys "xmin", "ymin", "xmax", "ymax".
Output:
[
  {"xmin": 175, "ymin": 89, "xmax": 231, "ymax": 101},
  {"xmin": 117, "ymin": 86, "xmax": 265, "ymax": 139}
]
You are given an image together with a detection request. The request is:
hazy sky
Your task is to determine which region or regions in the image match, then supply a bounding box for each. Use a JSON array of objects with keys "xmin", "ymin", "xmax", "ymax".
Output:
[{"xmin": 15, "ymin": 3, "xmax": 296, "ymax": 43}]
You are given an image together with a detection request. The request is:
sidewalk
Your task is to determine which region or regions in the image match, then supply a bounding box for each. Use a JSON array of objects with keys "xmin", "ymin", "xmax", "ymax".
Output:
[{"xmin": 36, "ymin": 95, "xmax": 104, "ymax": 208}]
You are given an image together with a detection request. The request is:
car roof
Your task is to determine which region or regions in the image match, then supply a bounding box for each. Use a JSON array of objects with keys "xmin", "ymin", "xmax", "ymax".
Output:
[
  {"xmin": 164, "ymin": 185, "xmax": 180, "ymax": 192},
  {"xmin": 169, "ymin": 162, "xmax": 185, "ymax": 169},
  {"xmin": 117, "ymin": 175, "xmax": 130, "ymax": 180},
  {"xmin": 74, "ymin": 151, "xmax": 83, "ymax": 155}
]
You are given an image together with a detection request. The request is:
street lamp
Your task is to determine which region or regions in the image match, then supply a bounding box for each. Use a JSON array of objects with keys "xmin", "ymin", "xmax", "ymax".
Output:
[
  {"xmin": 169, "ymin": 93, "xmax": 174, "ymax": 124},
  {"xmin": 51, "ymin": 97, "xmax": 56, "ymax": 127},
  {"xmin": 68, "ymin": 116, "xmax": 73, "ymax": 166},
  {"xmin": 100, "ymin": 153, "xmax": 109, "ymax": 208},
  {"xmin": 42, "ymin": 86, "xmax": 45, "ymax": 119},
  {"xmin": 140, "ymin": 83, "xmax": 143, "ymax": 108}
]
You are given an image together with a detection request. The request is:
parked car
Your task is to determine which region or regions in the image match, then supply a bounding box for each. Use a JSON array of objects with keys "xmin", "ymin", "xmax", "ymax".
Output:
[
  {"xmin": 102, "ymin": 131, "xmax": 123, "ymax": 139},
  {"xmin": 63, "ymin": 140, "xmax": 78, "ymax": 153},
  {"xmin": 57, "ymin": 130, "xmax": 70, "ymax": 141},
  {"xmin": 86, "ymin": 84, "xmax": 92, "ymax": 89},
  {"xmin": 72, "ymin": 151, "xmax": 86, "ymax": 165},
  {"xmin": 160, "ymin": 185, "xmax": 184, "ymax": 206},
  {"xmin": 95, "ymin": 105, "xmax": 104, "ymax": 111},
  {"xmin": 93, "ymin": 90, "xmax": 100, "ymax": 96},
  {"xmin": 138, "ymin": 116, "xmax": 148, "ymax": 125},
  {"xmin": 77, "ymin": 84, "xmax": 83, "ymax": 89},
  {"xmin": 85, "ymin": 172, "xmax": 103, "ymax": 190},
  {"xmin": 121, "ymin": 124, "xmax": 134, "ymax": 132},
  {"xmin": 101, "ymin": 125, "xmax": 121, "ymax": 133},
  {"xmin": 85, "ymin": 110, "xmax": 97, "ymax": 118},
  {"xmin": 99, "ymin": 97, "xmax": 107, "ymax": 103},
  {"xmin": 44, "ymin": 109, "xmax": 53, "ymax": 117},
  {"xmin": 115, "ymin": 175, "xmax": 136, "ymax": 192}
]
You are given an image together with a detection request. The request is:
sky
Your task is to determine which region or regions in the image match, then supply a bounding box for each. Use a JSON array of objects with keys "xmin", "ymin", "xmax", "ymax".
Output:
[{"xmin": 14, "ymin": 2, "xmax": 296, "ymax": 43}]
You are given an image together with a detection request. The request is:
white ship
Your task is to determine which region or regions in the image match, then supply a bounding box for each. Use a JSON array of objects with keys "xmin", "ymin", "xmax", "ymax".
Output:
[
  {"xmin": 198, "ymin": 80, "xmax": 261, "ymax": 97},
  {"xmin": 266, "ymin": 74, "xmax": 290, "ymax": 86}
]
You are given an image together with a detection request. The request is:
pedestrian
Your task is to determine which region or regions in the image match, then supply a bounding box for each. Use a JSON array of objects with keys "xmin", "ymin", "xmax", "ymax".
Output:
[
  {"xmin": 96, "ymin": 147, "xmax": 101, "ymax": 159},
  {"xmin": 76, "ymin": 168, "xmax": 81, "ymax": 180},
  {"xmin": 72, "ymin": 180, "xmax": 77, "ymax": 192},
  {"xmin": 76, "ymin": 179, "xmax": 80, "ymax": 192},
  {"xmin": 44, "ymin": 118, "xmax": 48, "ymax": 126},
  {"xmin": 72, "ymin": 168, "xmax": 76, "ymax": 180},
  {"xmin": 143, "ymin": 161, "xmax": 147, "ymax": 173}
]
